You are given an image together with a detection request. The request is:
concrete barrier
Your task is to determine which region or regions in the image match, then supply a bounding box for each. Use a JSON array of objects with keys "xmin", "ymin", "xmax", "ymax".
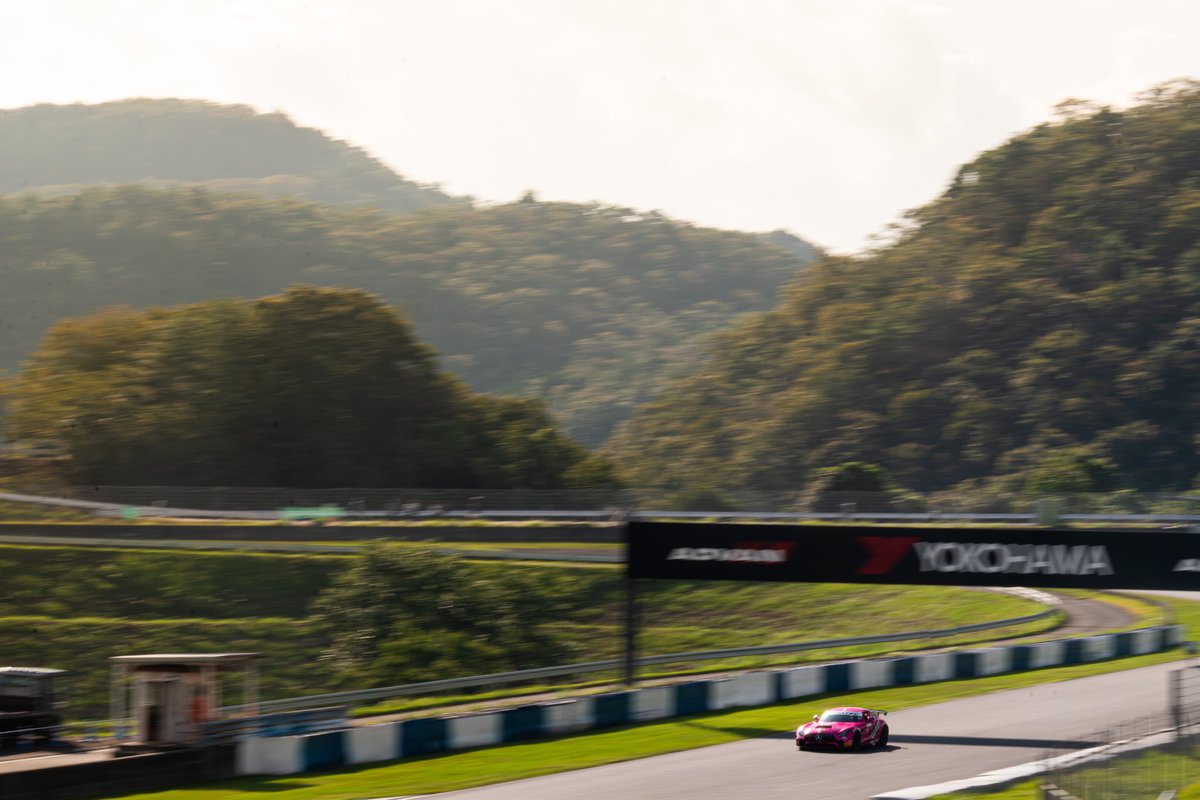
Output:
[
  {"xmin": 233, "ymin": 622, "xmax": 1185, "ymax": 778},
  {"xmin": 914, "ymin": 652, "xmax": 956, "ymax": 683},
  {"xmin": 448, "ymin": 712, "xmax": 501, "ymax": 750},
  {"xmin": 711, "ymin": 672, "xmax": 774, "ymax": 710},
  {"xmin": 543, "ymin": 699, "xmax": 588, "ymax": 733},
  {"xmin": 1026, "ymin": 640, "xmax": 1067, "ymax": 668},
  {"xmin": 850, "ymin": 659, "xmax": 893, "ymax": 689},
  {"xmin": 238, "ymin": 735, "xmax": 303, "ymax": 775},
  {"xmin": 779, "ymin": 665, "xmax": 827, "ymax": 699},
  {"xmin": 974, "ymin": 647, "xmax": 1012, "ymax": 676},
  {"xmin": 1079, "ymin": 634, "xmax": 1118, "ymax": 662},
  {"xmin": 1130, "ymin": 628, "xmax": 1160, "ymax": 655},
  {"xmin": 630, "ymin": 686, "xmax": 673, "ymax": 721},
  {"xmin": 347, "ymin": 723, "xmax": 399, "ymax": 764}
]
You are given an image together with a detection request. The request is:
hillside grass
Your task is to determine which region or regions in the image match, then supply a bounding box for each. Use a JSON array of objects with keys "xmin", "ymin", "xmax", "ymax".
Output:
[{"xmin": 0, "ymin": 543, "xmax": 1060, "ymax": 719}]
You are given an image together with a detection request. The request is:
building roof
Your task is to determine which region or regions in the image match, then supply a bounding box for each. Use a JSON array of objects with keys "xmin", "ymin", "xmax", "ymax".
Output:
[
  {"xmin": 109, "ymin": 653, "xmax": 260, "ymax": 666},
  {"xmin": 0, "ymin": 667, "xmax": 68, "ymax": 676}
]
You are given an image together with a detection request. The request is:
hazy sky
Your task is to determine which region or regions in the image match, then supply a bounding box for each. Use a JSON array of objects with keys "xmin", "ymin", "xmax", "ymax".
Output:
[{"xmin": 3, "ymin": 0, "xmax": 1199, "ymax": 253}]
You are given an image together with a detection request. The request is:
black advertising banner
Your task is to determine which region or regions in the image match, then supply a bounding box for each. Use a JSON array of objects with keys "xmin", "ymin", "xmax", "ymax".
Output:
[{"xmin": 627, "ymin": 520, "xmax": 1200, "ymax": 590}]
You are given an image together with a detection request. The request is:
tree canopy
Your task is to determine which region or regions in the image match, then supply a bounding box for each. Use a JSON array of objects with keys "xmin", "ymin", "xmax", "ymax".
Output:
[
  {"xmin": 3, "ymin": 286, "xmax": 614, "ymax": 488},
  {"xmin": 608, "ymin": 80, "xmax": 1200, "ymax": 500},
  {"xmin": 311, "ymin": 544, "xmax": 578, "ymax": 685},
  {"xmin": 0, "ymin": 187, "xmax": 814, "ymax": 445}
]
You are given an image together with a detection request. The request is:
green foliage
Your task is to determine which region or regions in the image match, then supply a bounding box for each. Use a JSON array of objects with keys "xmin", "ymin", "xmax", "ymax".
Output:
[
  {"xmin": 796, "ymin": 462, "xmax": 912, "ymax": 512},
  {"xmin": 0, "ymin": 185, "xmax": 813, "ymax": 445},
  {"xmin": 611, "ymin": 80, "xmax": 1200, "ymax": 496},
  {"xmin": 310, "ymin": 544, "xmax": 579, "ymax": 685},
  {"xmin": 663, "ymin": 486, "xmax": 739, "ymax": 512},
  {"xmin": 5, "ymin": 286, "xmax": 612, "ymax": 488},
  {"xmin": 0, "ymin": 547, "xmax": 338, "ymax": 618}
]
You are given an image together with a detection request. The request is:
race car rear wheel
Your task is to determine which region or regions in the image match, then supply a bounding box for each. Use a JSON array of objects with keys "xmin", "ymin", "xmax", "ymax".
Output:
[{"xmin": 877, "ymin": 726, "xmax": 889, "ymax": 747}]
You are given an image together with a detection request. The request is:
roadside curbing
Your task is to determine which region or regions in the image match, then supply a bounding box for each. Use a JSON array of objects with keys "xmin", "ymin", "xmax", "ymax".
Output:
[{"xmin": 233, "ymin": 623, "xmax": 1184, "ymax": 776}]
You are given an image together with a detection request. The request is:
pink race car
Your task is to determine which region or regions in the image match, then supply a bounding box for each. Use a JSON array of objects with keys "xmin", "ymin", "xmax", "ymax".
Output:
[{"xmin": 795, "ymin": 706, "xmax": 889, "ymax": 750}]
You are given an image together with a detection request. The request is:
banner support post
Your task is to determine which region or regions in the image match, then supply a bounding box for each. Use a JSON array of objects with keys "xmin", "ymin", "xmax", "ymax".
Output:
[{"xmin": 622, "ymin": 515, "xmax": 637, "ymax": 686}]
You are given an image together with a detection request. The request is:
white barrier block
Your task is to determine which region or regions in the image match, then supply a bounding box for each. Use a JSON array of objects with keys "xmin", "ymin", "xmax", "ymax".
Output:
[
  {"xmin": 1167, "ymin": 625, "xmax": 1185, "ymax": 646},
  {"xmin": 1130, "ymin": 628, "xmax": 1159, "ymax": 655},
  {"xmin": 543, "ymin": 699, "xmax": 587, "ymax": 733},
  {"xmin": 711, "ymin": 672, "xmax": 774, "ymax": 710},
  {"xmin": 975, "ymin": 647, "xmax": 1012, "ymax": 676},
  {"xmin": 850, "ymin": 659, "xmax": 893, "ymax": 689},
  {"xmin": 347, "ymin": 723, "xmax": 399, "ymax": 764},
  {"xmin": 448, "ymin": 712, "xmax": 501, "ymax": 750},
  {"xmin": 1027, "ymin": 640, "xmax": 1066, "ymax": 668},
  {"xmin": 1081, "ymin": 635, "xmax": 1117, "ymax": 662},
  {"xmin": 237, "ymin": 735, "xmax": 304, "ymax": 775},
  {"xmin": 779, "ymin": 665, "xmax": 826, "ymax": 699},
  {"xmin": 631, "ymin": 686, "xmax": 673, "ymax": 721},
  {"xmin": 914, "ymin": 653, "xmax": 955, "ymax": 683},
  {"xmin": 574, "ymin": 696, "xmax": 598, "ymax": 729}
]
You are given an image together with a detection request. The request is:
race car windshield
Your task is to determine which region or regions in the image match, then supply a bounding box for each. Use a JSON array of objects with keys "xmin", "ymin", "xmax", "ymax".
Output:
[{"xmin": 820, "ymin": 712, "xmax": 863, "ymax": 722}]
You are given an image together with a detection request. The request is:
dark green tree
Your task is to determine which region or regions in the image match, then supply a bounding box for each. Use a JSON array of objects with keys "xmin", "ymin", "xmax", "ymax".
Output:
[
  {"xmin": 310, "ymin": 544, "xmax": 576, "ymax": 684},
  {"xmin": 7, "ymin": 286, "xmax": 614, "ymax": 488}
]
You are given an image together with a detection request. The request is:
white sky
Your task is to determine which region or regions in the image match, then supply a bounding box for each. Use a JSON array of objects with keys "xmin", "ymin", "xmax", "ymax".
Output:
[{"xmin": 2, "ymin": 0, "xmax": 1198, "ymax": 254}]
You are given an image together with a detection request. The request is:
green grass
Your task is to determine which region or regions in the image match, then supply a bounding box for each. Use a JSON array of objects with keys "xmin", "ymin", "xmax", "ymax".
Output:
[
  {"xmin": 931, "ymin": 747, "xmax": 1200, "ymax": 799},
  {"xmin": 1, "ymin": 541, "xmax": 1068, "ymax": 719}
]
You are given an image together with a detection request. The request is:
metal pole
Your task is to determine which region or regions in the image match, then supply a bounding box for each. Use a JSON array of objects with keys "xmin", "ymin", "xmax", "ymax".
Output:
[
  {"xmin": 622, "ymin": 516, "xmax": 637, "ymax": 686},
  {"xmin": 625, "ymin": 576, "xmax": 638, "ymax": 686}
]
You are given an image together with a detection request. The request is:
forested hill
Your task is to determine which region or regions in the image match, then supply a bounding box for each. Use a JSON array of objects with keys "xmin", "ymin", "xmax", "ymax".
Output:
[
  {"xmin": 0, "ymin": 188, "xmax": 814, "ymax": 445},
  {"xmin": 608, "ymin": 80, "xmax": 1200, "ymax": 499},
  {"xmin": 0, "ymin": 98, "xmax": 458, "ymax": 213}
]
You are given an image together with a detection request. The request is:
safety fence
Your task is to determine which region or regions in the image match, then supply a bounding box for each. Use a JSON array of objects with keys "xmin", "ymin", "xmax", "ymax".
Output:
[
  {"xmin": 218, "ymin": 602, "xmax": 1059, "ymax": 717},
  {"xmin": 236, "ymin": 624, "xmax": 1183, "ymax": 776},
  {"xmin": 1026, "ymin": 663, "xmax": 1200, "ymax": 800}
]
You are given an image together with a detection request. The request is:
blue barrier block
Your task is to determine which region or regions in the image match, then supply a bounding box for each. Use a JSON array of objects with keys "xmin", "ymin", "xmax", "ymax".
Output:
[
  {"xmin": 1009, "ymin": 645, "xmax": 1031, "ymax": 672},
  {"xmin": 954, "ymin": 652, "xmax": 977, "ymax": 679},
  {"xmin": 402, "ymin": 716, "xmax": 448, "ymax": 756},
  {"xmin": 891, "ymin": 657, "xmax": 916, "ymax": 685},
  {"xmin": 303, "ymin": 731, "xmax": 346, "ymax": 770},
  {"xmin": 1064, "ymin": 639, "xmax": 1086, "ymax": 664},
  {"xmin": 502, "ymin": 704, "xmax": 545, "ymax": 742},
  {"xmin": 674, "ymin": 681, "xmax": 710, "ymax": 716},
  {"xmin": 592, "ymin": 691, "xmax": 631, "ymax": 728},
  {"xmin": 824, "ymin": 662, "xmax": 850, "ymax": 692},
  {"xmin": 1115, "ymin": 631, "xmax": 1134, "ymax": 657}
]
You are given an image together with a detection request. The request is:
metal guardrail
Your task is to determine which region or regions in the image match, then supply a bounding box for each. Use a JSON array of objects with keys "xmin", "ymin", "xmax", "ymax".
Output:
[
  {"xmin": 9, "ymin": 489, "xmax": 1200, "ymax": 524},
  {"xmin": 218, "ymin": 607, "xmax": 1057, "ymax": 716}
]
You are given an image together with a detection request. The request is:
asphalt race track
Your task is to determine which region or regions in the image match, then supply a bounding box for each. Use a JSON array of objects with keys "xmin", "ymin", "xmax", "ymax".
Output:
[{"xmin": 430, "ymin": 661, "xmax": 1188, "ymax": 800}]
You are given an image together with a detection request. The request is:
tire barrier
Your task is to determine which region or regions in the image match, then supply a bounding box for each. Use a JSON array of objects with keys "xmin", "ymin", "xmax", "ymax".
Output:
[{"xmin": 234, "ymin": 623, "xmax": 1184, "ymax": 776}]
